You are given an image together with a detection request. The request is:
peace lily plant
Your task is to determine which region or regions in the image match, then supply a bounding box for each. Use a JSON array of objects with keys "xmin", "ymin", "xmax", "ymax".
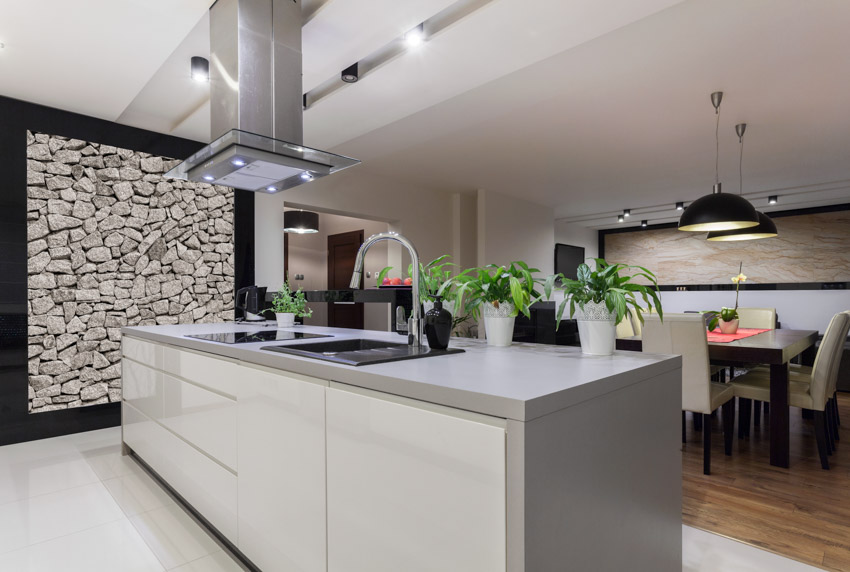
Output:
[
  {"xmin": 707, "ymin": 263, "xmax": 746, "ymax": 333},
  {"xmin": 554, "ymin": 258, "xmax": 663, "ymax": 355}
]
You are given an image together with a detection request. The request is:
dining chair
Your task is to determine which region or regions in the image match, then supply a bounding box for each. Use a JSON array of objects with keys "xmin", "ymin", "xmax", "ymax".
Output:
[
  {"xmin": 736, "ymin": 307, "xmax": 777, "ymax": 329},
  {"xmin": 628, "ymin": 305, "xmax": 654, "ymax": 336},
  {"xmin": 616, "ymin": 315, "xmax": 635, "ymax": 338},
  {"xmin": 642, "ymin": 313, "xmax": 735, "ymax": 475},
  {"xmin": 729, "ymin": 312, "xmax": 850, "ymax": 469}
]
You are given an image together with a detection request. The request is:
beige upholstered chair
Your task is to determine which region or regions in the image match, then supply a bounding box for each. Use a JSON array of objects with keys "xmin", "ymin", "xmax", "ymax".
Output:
[
  {"xmin": 628, "ymin": 305, "xmax": 654, "ymax": 336},
  {"xmin": 642, "ymin": 313, "xmax": 735, "ymax": 475},
  {"xmin": 616, "ymin": 316, "xmax": 635, "ymax": 338},
  {"xmin": 736, "ymin": 307, "xmax": 776, "ymax": 329},
  {"xmin": 730, "ymin": 312, "xmax": 850, "ymax": 469}
]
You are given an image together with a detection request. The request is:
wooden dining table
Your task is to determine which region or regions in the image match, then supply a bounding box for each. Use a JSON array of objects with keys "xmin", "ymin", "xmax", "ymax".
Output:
[{"xmin": 617, "ymin": 329, "xmax": 819, "ymax": 468}]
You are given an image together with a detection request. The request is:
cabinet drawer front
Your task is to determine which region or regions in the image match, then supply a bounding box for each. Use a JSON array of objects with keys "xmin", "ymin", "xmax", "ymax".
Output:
[
  {"xmin": 162, "ymin": 374, "xmax": 237, "ymax": 472},
  {"xmin": 123, "ymin": 402, "xmax": 238, "ymax": 543},
  {"xmin": 122, "ymin": 358, "xmax": 163, "ymax": 420},
  {"xmin": 237, "ymin": 367, "xmax": 327, "ymax": 572},
  {"xmin": 162, "ymin": 346, "xmax": 240, "ymax": 397},
  {"xmin": 326, "ymin": 386, "xmax": 507, "ymax": 572},
  {"xmin": 122, "ymin": 337, "xmax": 163, "ymax": 369}
]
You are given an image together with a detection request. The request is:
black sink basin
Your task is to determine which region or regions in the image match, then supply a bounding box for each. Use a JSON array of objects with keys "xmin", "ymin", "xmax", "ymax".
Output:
[{"xmin": 260, "ymin": 338, "xmax": 464, "ymax": 366}]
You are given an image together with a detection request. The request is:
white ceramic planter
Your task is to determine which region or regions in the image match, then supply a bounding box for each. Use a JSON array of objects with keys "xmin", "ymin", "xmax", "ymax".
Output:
[
  {"xmin": 482, "ymin": 301, "xmax": 515, "ymax": 347},
  {"xmin": 719, "ymin": 318, "xmax": 739, "ymax": 334},
  {"xmin": 423, "ymin": 299, "xmax": 455, "ymax": 317},
  {"xmin": 276, "ymin": 313, "xmax": 296, "ymax": 328},
  {"xmin": 574, "ymin": 301, "xmax": 616, "ymax": 356}
]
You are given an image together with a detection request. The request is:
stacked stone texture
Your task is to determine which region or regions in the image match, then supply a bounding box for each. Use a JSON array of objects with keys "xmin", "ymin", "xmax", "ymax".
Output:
[{"xmin": 27, "ymin": 131, "xmax": 235, "ymax": 413}]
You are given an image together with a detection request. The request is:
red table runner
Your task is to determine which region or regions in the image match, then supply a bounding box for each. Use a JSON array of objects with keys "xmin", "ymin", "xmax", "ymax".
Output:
[{"xmin": 707, "ymin": 328, "xmax": 771, "ymax": 343}]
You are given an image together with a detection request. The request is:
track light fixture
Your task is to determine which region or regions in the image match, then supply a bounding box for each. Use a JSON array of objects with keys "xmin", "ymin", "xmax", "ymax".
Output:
[
  {"xmin": 768, "ymin": 196, "xmax": 778, "ymax": 204},
  {"xmin": 341, "ymin": 62, "xmax": 359, "ymax": 83},
  {"xmin": 623, "ymin": 209, "xmax": 631, "ymax": 217},
  {"xmin": 676, "ymin": 202, "xmax": 684, "ymax": 211},
  {"xmin": 641, "ymin": 220, "xmax": 648, "ymax": 228},
  {"xmin": 618, "ymin": 215, "xmax": 624, "ymax": 223},
  {"xmin": 191, "ymin": 56, "xmax": 209, "ymax": 82},
  {"xmin": 405, "ymin": 24, "xmax": 425, "ymax": 47}
]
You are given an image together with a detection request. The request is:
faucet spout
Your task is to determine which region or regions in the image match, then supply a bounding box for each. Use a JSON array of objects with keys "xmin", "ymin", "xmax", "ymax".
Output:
[{"xmin": 349, "ymin": 232, "xmax": 423, "ymax": 347}]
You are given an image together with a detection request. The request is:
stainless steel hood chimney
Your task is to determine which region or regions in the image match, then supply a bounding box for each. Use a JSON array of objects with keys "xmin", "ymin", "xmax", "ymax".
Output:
[{"xmin": 165, "ymin": 0, "xmax": 359, "ymax": 192}]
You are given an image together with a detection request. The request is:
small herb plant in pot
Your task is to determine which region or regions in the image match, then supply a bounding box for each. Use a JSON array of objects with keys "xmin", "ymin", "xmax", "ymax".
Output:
[
  {"xmin": 271, "ymin": 281, "xmax": 312, "ymax": 328},
  {"xmin": 555, "ymin": 259, "xmax": 662, "ymax": 356},
  {"xmin": 453, "ymin": 261, "xmax": 548, "ymax": 347}
]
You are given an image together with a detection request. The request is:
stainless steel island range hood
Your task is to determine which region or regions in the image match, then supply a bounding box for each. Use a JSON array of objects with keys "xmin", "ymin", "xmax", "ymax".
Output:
[{"xmin": 166, "ymin": 0, "xmax": 359, "ymax": 193}]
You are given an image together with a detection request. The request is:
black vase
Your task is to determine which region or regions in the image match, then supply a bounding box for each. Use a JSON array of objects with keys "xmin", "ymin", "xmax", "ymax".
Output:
[{"xmin": 424, "ymin": 298, "xmax": 452, "ymax": 350}]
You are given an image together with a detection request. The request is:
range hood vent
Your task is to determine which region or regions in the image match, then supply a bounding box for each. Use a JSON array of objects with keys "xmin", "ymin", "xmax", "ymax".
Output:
[
  {"xmin": 165, "ymin": 129, "xmax": 358, "ymax": 193},
  {"xmin": 166, "ymin": 0, "xmax": 359, "ymax": 193}
]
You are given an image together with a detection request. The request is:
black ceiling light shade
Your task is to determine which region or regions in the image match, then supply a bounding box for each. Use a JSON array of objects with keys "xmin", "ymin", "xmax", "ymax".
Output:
[
  {"xmin": 191, "ymin": 56, "xmax": 209, "ymax": 82},
  {"xmin": 284, "ymin": 210, "xmax": 319, "ymax": 234},
  {"xmin": 678, "ymin": 92, "xmax": 759, "ymax": 232},
  {"xmin": 341, "ymin": 62, "xmax": 359, "ymax": 83},
  {"xmin": 707, "ymin": 123, "xmax": 778, "ymax": 241}
]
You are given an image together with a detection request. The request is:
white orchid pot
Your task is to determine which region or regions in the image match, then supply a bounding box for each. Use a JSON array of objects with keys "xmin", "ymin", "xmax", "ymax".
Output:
[
  {"xmin": 719, "ymin": 318, "xmax": 739, "ymax": 334},
  {"xmin": 276, "ymin": 312, "xmax": 296, "ymax": 328},
  {"xmin": 482, "ymin": 301, "xmax": 516, "ymax": 347},
  {"xmin": 575, "ymin": 301, "xmax": 616, "ymax": 356}
]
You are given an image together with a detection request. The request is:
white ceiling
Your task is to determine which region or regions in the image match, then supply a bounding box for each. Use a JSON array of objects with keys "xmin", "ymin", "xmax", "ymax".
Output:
[{"xmin": 3, "ymin": 0, "xmax": 850, "ymax": 228}]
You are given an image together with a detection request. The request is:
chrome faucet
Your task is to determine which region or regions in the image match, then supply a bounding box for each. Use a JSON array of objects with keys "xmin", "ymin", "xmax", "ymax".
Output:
[{"xmin": 350, "ymin": 232, "xmax": 422, "ymax": 348}]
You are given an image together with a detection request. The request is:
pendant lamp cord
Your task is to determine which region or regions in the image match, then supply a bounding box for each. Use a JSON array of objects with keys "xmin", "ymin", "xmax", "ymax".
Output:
[
  {"xmin": 739, "ymin": 131, "xmax": 744, "ymax": 195},
  {"xmin": 715, "ymin": 105, "xmax": 720, "ymax": 185}
]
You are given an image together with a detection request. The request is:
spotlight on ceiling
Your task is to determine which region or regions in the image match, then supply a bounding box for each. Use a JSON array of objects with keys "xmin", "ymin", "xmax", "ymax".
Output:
[
  {"xmin": 618, "ymin": 215, "xmax": 624, "ymax": 223},
  {"xmin": 404, "ymin": 24, "xmax": 425, "ymax": 48},
  {"xmin": 341, "ymin": 62, "xmax": 359, "ymax": 83},
  {"xmin": 284, "ymin": 210, "xmax": 320, "ymax": 234},
  {"xmin": 623, "ymin": 209, "xmax": 631, "ymax": 217},
  {"xmin": 768, "ymin": 195, "xmax": 778, "ymax": 204},
  {"xmin": 676, "ymin": 202, "xmax": 684, "ymax": 211},
  {"xmin": 191, "ymin": 56, "xmax": 209, "ymax": 82},
  {"xmin": 641, "ymin": 220, "xmax": 648, "ymax": 228}
]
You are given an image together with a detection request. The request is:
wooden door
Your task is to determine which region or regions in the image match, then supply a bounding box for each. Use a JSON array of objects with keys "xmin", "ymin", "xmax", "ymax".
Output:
[{"xmin": 327, "ymin": 230, "xmax": 364, "ymax": 329}]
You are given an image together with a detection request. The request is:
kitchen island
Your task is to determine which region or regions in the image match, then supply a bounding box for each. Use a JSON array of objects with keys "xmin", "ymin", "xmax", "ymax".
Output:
[{"xmin": 121, "ymin": 322, "xmax": 682, "ymax": 572}]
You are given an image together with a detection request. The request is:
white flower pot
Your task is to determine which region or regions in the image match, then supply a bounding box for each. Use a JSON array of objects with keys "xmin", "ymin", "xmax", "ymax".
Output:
[
  {"xmin": 575, "ymin": 301, "xmax": 616, "ymax": 356},
  {"xmin": 482, "ymin": 301, "xmax": 515, "ymax": 347},
  {"xmin": 276, "ymin": 313, "xmax": 296, "ymax": 328},
  {"xmin": 423, "ymin": 300, "xmax": 455, "ymax": 317},
  {"xmin": 719, "ymin": 318, "xmax": 739, "ymax": 334}
]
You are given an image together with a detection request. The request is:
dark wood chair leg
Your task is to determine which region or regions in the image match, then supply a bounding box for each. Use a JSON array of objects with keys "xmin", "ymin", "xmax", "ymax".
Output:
[
  {"xmin": 802, "ymin": 408, "xmax": 814, "ymax": 419},
  {"xmin": 722, "ymin": 399, "xmax": 734, "ymax": 456},
  {"xmin": 694, "ymin": 412, "xmax": 703, "ymax": 432},
  {"xmin": 835, "ymin": 392, "xmax": 841, "ymax": 426},
  {"xmin": 753, "ymin": 400, "xmax": 761, "ymax": 427},
  {"xmin": 764, "ymin": 402, "xmax": 769, "ymax": 418},
  {"xmin": 703, "ymin": 413, "xmax": 712, "ymax": 475},
  {"xmin": 682, "ymin": 411, "xmax": 687, "ymax": 444},
  {"xmin": 814, "ymin": 410, "xmax": 831, "ymax": 470},
  {"xmin": 738, "ymin": 398, "xmax": 751, "ymax": 439},
  {"xmin": 833, "ymin": 398, "xmax": 841, "ymax": 441},
  {"xmin": 825, "ymin": 404, "xmax": 835, "ymax": 454},
  {"xmin": 720, "ymin": 369, "xmax": 726, "ymax": 383}
]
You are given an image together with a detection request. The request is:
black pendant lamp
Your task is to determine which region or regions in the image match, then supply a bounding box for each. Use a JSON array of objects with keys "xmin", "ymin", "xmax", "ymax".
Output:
[
  {"xmin": 678, "ymin": 92, "xmax": 760, "ymax": 232},
  {"xmin": 284, "ymin": 210, "xmax": 319, "ymax": 234},
  {"xmin": 707, "ymin": 123, "xmax": 778, "ymax": 241}
]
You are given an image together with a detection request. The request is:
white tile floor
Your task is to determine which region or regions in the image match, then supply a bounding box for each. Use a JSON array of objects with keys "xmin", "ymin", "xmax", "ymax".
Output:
[{"xmin": 0, "ymin": 427, "xmax": 822, "ymax": 571}]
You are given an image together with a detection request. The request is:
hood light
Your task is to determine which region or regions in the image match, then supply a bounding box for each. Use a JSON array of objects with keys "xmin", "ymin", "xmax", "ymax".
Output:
[
  {"xmin": 266, "ymin": 186, "xmax": 278, "ymax": 192},
  {"xmin": 202, "ymin": 175, "xmax": 215, "ymax": 181},
  {"xmin": 231, "ymin": 159, "xmax": 246, "ymax": 167},
  {"xmin": 300, "ymin": 172, "xmax": 314, "ymax": 181}
]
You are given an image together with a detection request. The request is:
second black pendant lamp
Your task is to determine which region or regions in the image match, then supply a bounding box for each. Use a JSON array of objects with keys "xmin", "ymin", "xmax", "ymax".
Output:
[
  {"xmin": 707, "ymin": 123, "xmax": 778, "ymax": 241},
  {"xmin": 678, "ymin": 92, "xmax": 760, "ymax": 232}
]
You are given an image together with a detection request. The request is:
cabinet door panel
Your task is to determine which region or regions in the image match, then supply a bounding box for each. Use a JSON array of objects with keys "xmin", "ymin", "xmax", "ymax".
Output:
[
  {"xmin": 326, "ymin": 387, "xmax": 506, "ymax": 572},
  {"xmin": 162, "ymin": 346, "xmax": 240, "ymax": 397},
  {"xmin": 122, "ymin": 358, "xmax": 163, "ymax": 420},
  {"xmin": 161, "ymin": 374, "xmax": 237, "ymax": 471},
  {"xmin": 237, "ymin": 367, "xmax": 327, "ymax": 572}
]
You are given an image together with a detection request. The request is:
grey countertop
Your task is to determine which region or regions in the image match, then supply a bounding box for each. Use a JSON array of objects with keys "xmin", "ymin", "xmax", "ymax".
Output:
[{"xmin": 122, "ymin": 322, "xmax": 680, "ymax": 422}]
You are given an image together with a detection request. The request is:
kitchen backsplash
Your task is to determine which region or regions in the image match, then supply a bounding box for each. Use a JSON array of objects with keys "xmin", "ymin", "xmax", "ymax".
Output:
[{"xmin": 26, "ymin": 131, "xmax": 235, "ymax": 413}]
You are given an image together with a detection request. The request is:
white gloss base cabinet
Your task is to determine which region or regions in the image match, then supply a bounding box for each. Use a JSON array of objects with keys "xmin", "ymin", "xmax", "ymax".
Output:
[
  {"xmin": 236, "ymin": 366, "xmax": 327, "ymax": 572},
  {"xmin": 326, "ymin": 385, "xmax": 507, "ymax": 572}
]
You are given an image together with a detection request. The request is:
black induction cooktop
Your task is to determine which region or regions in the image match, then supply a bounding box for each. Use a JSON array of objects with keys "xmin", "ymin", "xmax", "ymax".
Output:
[{"xmin": 185, "ymin": 331, "xmax": 333, "ymax": 344}]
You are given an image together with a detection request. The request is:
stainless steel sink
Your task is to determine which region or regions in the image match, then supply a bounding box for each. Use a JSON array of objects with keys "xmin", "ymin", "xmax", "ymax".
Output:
[{"xmin": 261, "ymin": 338, "xmax": 464, "ymax": 366}]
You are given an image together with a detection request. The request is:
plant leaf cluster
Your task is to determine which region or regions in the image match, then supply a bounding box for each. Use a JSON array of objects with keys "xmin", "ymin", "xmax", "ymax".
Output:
[
  {"xmin": 452, "ymin": 261, "xmax": 550, "ymax": 319},
  {"xmin": 270, "ymin": 281, "xmax": 313, "ymax": 318}
]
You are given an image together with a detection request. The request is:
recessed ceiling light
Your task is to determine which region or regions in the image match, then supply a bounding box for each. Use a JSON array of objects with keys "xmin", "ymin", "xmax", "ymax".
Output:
[
  {"xmin": 404, "ymin": 24, "xmax": 425, "ymax": 48},
  {"xmin": 191, "ymin": 56, "xmax": 209, "ymax": 82},
  {"xmin": 300, "ymin": 172, "xmax": 314, "ymax": 181},
  {"xmin": 768, "ymin": 195, "xmax": 778, "ymax": 204},
  {"xmin": 202, "ymin": 175, "xmax": 214, "ymax": 181},
  {"xmin": 623, "ymin": 209, "xmax": 631, "ymax": 217},
  {"xmin": 676, "ymin": 202, "xmax": 684, "ymax": 211},
  {"xmin": 641, "ymin": 220, "xmax": 648, "ymax": 228},
  {"xmin": 266, "ymin": 186, "xmax": 278, "ymax": 192},
  {"xmin": 231, "ymin": 159, "xmax": 246, "ymax": 167},
  {"xmin": 617, "ymin": 215, "xmax": 624, "ymax": 223}
]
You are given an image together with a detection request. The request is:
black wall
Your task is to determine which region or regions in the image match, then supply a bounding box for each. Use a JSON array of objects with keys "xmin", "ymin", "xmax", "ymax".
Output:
[{"xmin": 0, "ymin": 95, "xmax": 254, "ymax": 446}]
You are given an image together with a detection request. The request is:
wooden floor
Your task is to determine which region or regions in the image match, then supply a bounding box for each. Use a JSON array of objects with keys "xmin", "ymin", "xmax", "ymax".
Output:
[{"xmin": 683, "ymin": 392, "xmax": 850, "ymax": 571}]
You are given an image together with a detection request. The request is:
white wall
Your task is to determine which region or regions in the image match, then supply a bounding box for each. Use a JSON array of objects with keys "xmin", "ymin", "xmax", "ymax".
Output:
[
  {"xmin": 554, "ymin": 220, "xmax": 598, "ymax": 261},
  {"xmin": 657, "ymin": 290, "xmax": 850, "ymax": 333},
  {"xmin": 477, "ymin": 189, "xmax": 555, "ymax": 274}
]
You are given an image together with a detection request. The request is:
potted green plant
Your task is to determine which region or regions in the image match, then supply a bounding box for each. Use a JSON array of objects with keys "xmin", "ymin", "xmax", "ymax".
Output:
[
  {"xmin": 270, "ymin": 281, "xmax": 312, "ymax": 328},
  {"xmin": 707, "ymin": 263, "xmax": 746, "ymax": 334},
  {"xmin": 554, "ymin": 258, "xmax": 662, "ymax": 356},
  {"xmin": 376, "ymin": 255, "xmax": 461, "ymax": 315},
  {"xmin": 453, "ymin": 261, "xmax": 548, "ymax": 347}
]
